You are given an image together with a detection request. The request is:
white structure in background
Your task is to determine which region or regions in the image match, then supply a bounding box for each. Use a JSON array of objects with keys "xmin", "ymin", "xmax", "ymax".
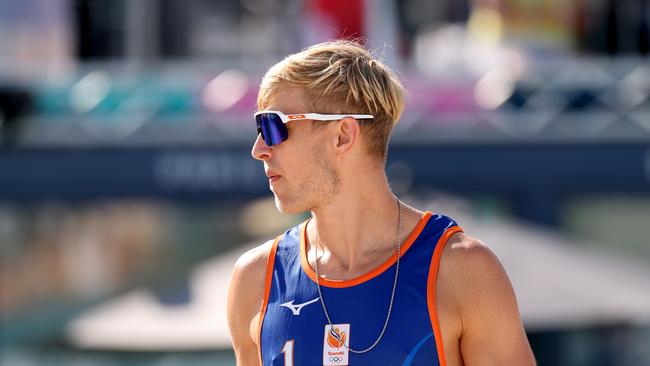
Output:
[{"xmin": 66, "ymin": 248, "xmax": 240, "ymax": 350}]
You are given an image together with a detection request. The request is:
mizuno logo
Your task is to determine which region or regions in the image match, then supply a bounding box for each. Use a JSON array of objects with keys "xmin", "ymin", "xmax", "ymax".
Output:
[{"xmin": 280, "ymin": 298, "xmax": 320, "ymax": 315}]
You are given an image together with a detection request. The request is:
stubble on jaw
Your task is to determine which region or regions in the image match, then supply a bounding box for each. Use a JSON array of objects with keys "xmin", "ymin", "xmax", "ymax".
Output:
[{"xmin": 310, "ymin": 141, "xmax": 340, "ymax": 210}]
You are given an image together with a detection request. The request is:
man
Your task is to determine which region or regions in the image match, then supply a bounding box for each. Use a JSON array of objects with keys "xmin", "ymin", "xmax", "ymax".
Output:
[{"xmin": 227, "ymin": 40, "xmax": 535, "ymax": 366}]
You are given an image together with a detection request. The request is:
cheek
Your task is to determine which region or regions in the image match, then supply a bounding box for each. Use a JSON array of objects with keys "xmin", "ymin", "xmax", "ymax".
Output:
[
  {"xmin": 281, "ymin": 129, "xmax": 332, "ymax": 184},
  {"xmin": 311, "ymin": 144, "xmax": 338, "ymax": 182}
]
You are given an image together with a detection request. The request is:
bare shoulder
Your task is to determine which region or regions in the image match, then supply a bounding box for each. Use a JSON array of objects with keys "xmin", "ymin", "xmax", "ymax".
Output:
[
  {"xmin": 442, "ymin": 232, "xmax": 502, "ymax": 271},
  {"xmin": 227, "ymin": 239, "xmax": 276, "ymax": 363},
  {"xmin": 439, "ymin": 232, "xmax": 536, "ymax": 365},
  {"xmin": 229, "ymin": 239, "xmax": 275, "ymax": 316},
  {"xmin": 439, "ymin": 232, "xmax": 512, "ymax": 305},
  {"xmin": 233, "ymin": 239, "xmax": 276, "ymax": 282}
]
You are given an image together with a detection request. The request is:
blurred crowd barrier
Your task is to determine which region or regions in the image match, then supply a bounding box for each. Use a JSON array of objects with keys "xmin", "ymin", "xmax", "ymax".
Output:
[{"xmin": 1, "ymin": 59, "xmax": 648, "ymax": 147}]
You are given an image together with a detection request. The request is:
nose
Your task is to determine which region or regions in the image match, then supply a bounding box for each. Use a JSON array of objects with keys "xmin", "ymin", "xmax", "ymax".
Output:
[{"xmin": 251, "ymin": 134, "xmax": 271, "ymax": 161}]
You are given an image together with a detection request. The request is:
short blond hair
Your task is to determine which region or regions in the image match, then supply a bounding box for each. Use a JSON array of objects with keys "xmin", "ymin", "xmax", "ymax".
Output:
[{"xmin": 257, "ymin": 40, "xmax": 405, "ymax": 160}]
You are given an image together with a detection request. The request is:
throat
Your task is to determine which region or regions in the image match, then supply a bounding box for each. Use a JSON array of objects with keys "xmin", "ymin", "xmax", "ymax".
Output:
[
  {"xmin": 309, "ymin": 246, "xmax": 397, "ymax": 281},
  {"xmin": 305, "ymin": 196, "xmax": 411, "ymax": 281}
]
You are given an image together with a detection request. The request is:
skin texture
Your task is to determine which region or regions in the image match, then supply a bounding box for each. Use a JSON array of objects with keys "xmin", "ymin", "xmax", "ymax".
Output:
[{"xmin": 227, "ymin": 87, "xmax": 536, "ymax": 365}]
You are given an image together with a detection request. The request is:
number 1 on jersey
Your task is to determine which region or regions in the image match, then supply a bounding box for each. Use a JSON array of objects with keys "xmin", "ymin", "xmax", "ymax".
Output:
[{"xmin": 281, "ymin": 340, "xmax": 294, "ymax": 366}]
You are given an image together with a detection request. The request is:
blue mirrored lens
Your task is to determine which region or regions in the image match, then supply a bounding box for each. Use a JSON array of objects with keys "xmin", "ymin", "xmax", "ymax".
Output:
[{"xmin": 256, "ymin": 113, "xmax": 288, "ymax": 146}]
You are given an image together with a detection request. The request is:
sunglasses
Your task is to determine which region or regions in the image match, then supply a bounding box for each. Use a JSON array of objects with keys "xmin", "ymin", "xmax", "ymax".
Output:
[{"xmin": 254, "ymin": 110, "xmax": 374, "ymax": 146}]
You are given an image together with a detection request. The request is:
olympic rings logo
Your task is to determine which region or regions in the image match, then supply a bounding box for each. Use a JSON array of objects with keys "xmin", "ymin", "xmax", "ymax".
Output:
[{"xmin": 329, "ymin": 356, "xmax": 344, "ymax": 363}]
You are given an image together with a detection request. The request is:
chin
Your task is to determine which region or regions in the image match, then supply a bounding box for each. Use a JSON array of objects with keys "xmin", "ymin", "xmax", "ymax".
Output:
[{"xmin": 273, "ymin": 195, "xmax": 309, "ymax": 215}]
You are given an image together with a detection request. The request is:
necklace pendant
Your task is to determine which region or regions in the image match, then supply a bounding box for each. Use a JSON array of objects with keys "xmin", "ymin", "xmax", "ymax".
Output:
[{"xmin": 323, "ymin": 323, "xmax": 350, "ymax": 365}]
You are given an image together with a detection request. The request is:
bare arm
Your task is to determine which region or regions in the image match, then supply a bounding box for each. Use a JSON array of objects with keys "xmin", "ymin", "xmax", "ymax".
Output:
[
  {"xmin": 227, "ymin": 241, "xmax": 274, "ymax": 366},
  {"xmin": 445, "ymin": 234, "xmax": 536, "ymax": 365}
]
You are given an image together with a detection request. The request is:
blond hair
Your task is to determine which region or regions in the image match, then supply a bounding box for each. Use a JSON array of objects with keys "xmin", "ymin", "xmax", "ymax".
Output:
[{"xmin": 257, "ymin": 40, "xmax": 405, "ymax": 160}]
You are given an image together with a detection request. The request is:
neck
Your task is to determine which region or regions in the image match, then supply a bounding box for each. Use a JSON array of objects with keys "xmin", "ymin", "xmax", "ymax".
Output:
[{"xmin": 306, "ymin": 170, "xmax": 419, "ymax": 274}]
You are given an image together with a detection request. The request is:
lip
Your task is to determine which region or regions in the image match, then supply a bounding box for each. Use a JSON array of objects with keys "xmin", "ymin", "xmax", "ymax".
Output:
[{"xmin": 266, "ymin": 170, "xmax": 281, "ymax": 183}]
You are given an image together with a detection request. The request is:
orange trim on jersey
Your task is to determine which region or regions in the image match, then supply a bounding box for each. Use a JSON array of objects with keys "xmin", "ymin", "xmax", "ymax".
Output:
[
  {"xmin": 257, "ymin": 236, "xmax": 281, "ymax": 366},
  {"xmin": 299, "ymin": 211, "xmax": 434, "ymax": 288},
  {"xmin": 426, "ymin": 225, "xmax": 464, "ymax": 366}
]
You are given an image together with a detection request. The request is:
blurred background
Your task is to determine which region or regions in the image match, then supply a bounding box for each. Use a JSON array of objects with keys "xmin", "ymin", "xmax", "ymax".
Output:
[{"xmin": 1, "ymin": 0, "xmax": 649, "ymax": 365}]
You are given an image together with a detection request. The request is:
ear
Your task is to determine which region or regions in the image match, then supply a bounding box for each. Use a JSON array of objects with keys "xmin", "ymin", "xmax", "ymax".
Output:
[{"xmin": 333, "ymin": 117, "xmax": 360, "ymax": 157}]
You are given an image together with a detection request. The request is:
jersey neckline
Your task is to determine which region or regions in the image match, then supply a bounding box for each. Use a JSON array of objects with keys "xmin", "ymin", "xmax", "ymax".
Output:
[{"xmin": 299, "ymin": 211, "xmax": 434, "ymax": 288}]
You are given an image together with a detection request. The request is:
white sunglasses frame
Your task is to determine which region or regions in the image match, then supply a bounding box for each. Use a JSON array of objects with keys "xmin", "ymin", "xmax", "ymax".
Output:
[{"xmin": 254, "ymin": 110, "xmax": 374, "ymax": 123}]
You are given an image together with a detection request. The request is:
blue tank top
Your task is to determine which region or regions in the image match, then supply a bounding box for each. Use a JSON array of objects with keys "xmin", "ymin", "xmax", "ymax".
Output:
[{"xmin": 257, "ymin": 212, "xmax": 462, "ymax": 366}]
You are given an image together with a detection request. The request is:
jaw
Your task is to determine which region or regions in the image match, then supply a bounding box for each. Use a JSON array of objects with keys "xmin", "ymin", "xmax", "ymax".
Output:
[{"xmin": 272, "ymin": 188, "xmax": 309, "ymax": 215}]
